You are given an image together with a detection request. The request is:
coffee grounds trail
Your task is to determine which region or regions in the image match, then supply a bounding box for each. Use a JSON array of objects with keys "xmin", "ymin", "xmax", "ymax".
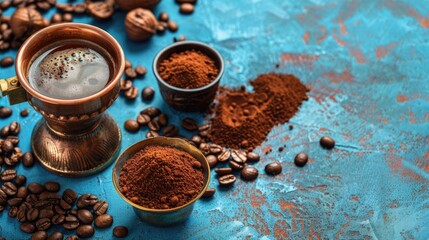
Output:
[
  {"xmin": 119, "ymin": 145, "xmax": 204, "ymax": 209},
  {"xmin": 208, "ymin": 73, "xmax": 309, "ymax": 149}
]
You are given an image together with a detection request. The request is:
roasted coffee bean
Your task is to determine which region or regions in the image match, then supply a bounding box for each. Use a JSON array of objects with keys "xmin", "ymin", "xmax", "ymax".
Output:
[
  {"xmin": 125, "ymin": 86, "xmax": 139, "ymax": 100},
  {"xmin": 217, "ymin": 150, "xmax": 231, "ymax": 163},
  {"xmin": 65, "ymin": 236, "xmax": 79, "ymax": 240},
  {"xmin": 176, "ymin": 0, "xmax": 197, "ymax": 3},
  {"xmin": 27, "ymin": 208, "xmax": 39, "ymax": 221},
  {"xmin": 31, "ymin": 231, "xmax": 48, "ymax": 240},
  {"xmin": 63, "ymin": 215, "xmax": 79, "ymax": 230},
  {"xmin": 52, "ymin": 214, "xmax": 65, "ymax": 225},
  {"xmin": 47, "ymin": 232, "xmax": 63, "ymax": 240},
  {"xmin": 39, "ymin": 209, "xmax": 54, "ymax": 219},
  {"xmin": 125, "ymin": 67, "xmax": 137, "ymax": 79},
  {"xmin": 74, "ymin": 3, "xmax": 87, "ymax": 14},
  {"xmin": 12, "ymin": 0, "xmax": 24, "ymax": 6},
  {"xmin": 157, "ymin": 23, "xmax": 166, "ymax": 33},
  {"xmin": 51, "ymin": 13, "xmax": 62, "ymax": 24},
  {"xmin": 209, "ymin": 144, "xmax": 223, "ymax": 154},
  {"xmin": 77, "ymin": 194, "xmax": 98, "ymax": 209},
  {"xmin": 20, "ymin": 222, "xmax": 36, "ymax": 233},
  {"xmin": 158, "ymin": 113, "xmax": 168, "ymax": 126},
  {"xmin": 0, "ymin": 189, "xmax": 6, "ymax": 205},
  {"xmin": 135, "ymin": 66, "xmax": 147, "ymax": 76},
  {"xmin": 247, "ymin": 152, "xmax": 260, "ymax": 162},
  {"xmin": 7, "ymin": 197, "xmax": 23, "ymax": 206},
  {"xmin": 141, "ymin": 107, "xmax": 161, "ymax": 118},
  {"xmin": 265, "ymin": 162, "xmax": 282, "ymax": 175},
  {"xmin": 39, "ymin": 191, "xmax": 61, "ymax": 202},
  {"xmin": 202, "ymin": 188, "xmax": 215, "ymax": 198},
  {"xmin": 62, "ymin": 13, "xmax": 73, "ymax": 22},
  {"xmin": 34, "ymin": 200, "xmax": 51, "ymax": 210},
  {"xmin": 60, "ymin": 199, "xmax": 72, "ymax": 211},
  {"xmin": 1, "ymin": 169, "xmax": 16, "ymax": 181},
  {"xmin": 180, "ymin": 3, "xmax": 194, "ymax": 14},
  {"xmin": 141, "ymin": 87, "xmax": 155, "ymax": 101},
  {"xmin": 22, "ymin": 152, "xmax": 35, "ymax": 167},
  {"xmin": 113, "ymin": 226, "xmax": 129, "ymax": 238},
  {"xmin": 63, "ymin": 189, "xmax": 77, "ymax": 205},
  {"xmin": 148, "ymin": 119, "xmax": 160, "ymax": 131},
  {"xmin": 215, "ymin": 168, "xmax": 232, "ymax": 175},
  {"xmin": 190, "ymin": 135, "xmax": 202, "ymax": 146},
  {"xmin": 320, "ymin": 136, "xmax": 335, "ymax": 149},
  {"xmin": 146, "ymin": 130, "xmax": 160, "ymax": 138},
  {"xmin": 0, "ymin": 56, "xmax": 13, "ymax": 67},
  {"xmin": 6, "ymin": 135, "xmax": 19, "ymax": 145},
  {"xmin": 2, "ymin": 139, "xmax": 13, "ymax": 153},
  {"xmin": 55, "ymin": 205, "xmax": 66, "ymax": 215},
  {"xmin": 294, "ymin": 152, "xmax": 308, "ymax": 167},
  {"xmin": 163, "ymin": 125, "xmax": 178, "ymax": 137},
  {"xmin": 26, "ymin": 194, "xmax": 38, "ymax": 205},
  {"xmin": 2, "ymin": 182, "xmax": 17, "ymax": 196},
  {"xmin": 19, "ymin": 109, "xmax": 29, "ymax": 117},
  {"xmin": 0, "ymin": 107, "xmax": 12, "ymax": 118},
  {"xmin": 87, "ymin": 1, "xmax": 114, "ymax": 19},
  {"xmin": 0, "ymin": 125, "xmax": 9, "ymax": 136},
  {"xmin": 16, "ymin": 186, "xmax": 28, "ymax": 198},
  {"xmin": 158, "ymin": 12, "xmax": 169, "ymax": 22},
  {"xmin": 36, "ymin": 1, "xmax": 51, "ymax": 10},
  {"xmin": 191, "ymin": 160, "xmax": 201, "ymax": 169},
  {"xmin": 125, "ymin": 60, "xmax": 132, "ymax": 69},
  {"xmin": 77, "ymin": 225, "xmax": 94, "ymax": 238},
  {"xmin": 199, "ymin": 142, "xmax": 210, "ymax": 155},
  {"xmin": 44, "ymin": 181, "xmax": 60, "ymax": 192},
  {"xmin": 93, "ymin": 200, "xmax": 108, "ymax": 216},
  {"xmin": 28, "ymin": 182, "xmax": 43, "ymax": 194},
  {"xmin": 206, "ymin": 155, "xmax": 217, "ymax": 168},
  {"xmin": 120, "ymin": 79, "xmax": 132, "ymax": 91},
  {"xmin": 94, "ymin": 214, "xmax": 113, "ymax": 228},
  {"xmin": 137, "ymin": 114, "xmax": 151, "ymax": 126},
  {"xmin": 181, "ymin": 117, "xmax": 198, "ymax": 131},
  {"xmin": 36, "ymin": 218, "xmax": 51, "ymax": 231},
  {"xmin": 241, "ymin": 166, "xmax": 258, "ymax": 181},
  {"xmin": 69, "ymin": 208, "xmax": 77, "ymax": 215},
  {"xmin": 229, "ymin": 160, "xmax": 244, "ymax": 171},
  {"xmin": 167, "ymin": 20, "xmax": 178, "ymax": 32},
  {"xmin": 0, "ymin": 0, "xmax": 11, "ymax": 10},
  {"xmin": 231, "ymin": 149, "xmax": 247, "ymax": 163},
  {"xmin": 124, "ymin": 119, "xmax": 140, "ymax": 132},
  {"xmin": 218, "ymin": 174, "xmax": 236, "ymax": 186},
  {"xmin": 8, "ymin": 206, "xmax": 18, "ymax": 217},
  {"xmin": 77, "ymin": 209, "xmax": 93, "ymax": 224}
]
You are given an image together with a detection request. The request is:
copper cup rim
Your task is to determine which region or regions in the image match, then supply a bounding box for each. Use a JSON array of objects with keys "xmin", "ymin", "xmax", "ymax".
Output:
[
  {"xmin": 112, "ymin": 136, "xmax": 211, "ymax": 213},
  {"xmin": 15, "ymin": 23, "xmax": 125, "ymax": 105}
]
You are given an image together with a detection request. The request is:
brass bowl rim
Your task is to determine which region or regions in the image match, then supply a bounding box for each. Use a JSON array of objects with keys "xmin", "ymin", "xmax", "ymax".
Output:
[
  {"xmin": 15, "ymin": 23, "xmax": 125, "ymax": 105},
  {"xmin": 112, "ymin": 136, "xmax": 211, "ymax": 213}
]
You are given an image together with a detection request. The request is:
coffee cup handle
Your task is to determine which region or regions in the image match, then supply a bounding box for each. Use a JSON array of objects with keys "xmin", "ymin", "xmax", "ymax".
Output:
[{"xmin": 0, "ymin": 76, "xmax": 27, "ymax": 105}]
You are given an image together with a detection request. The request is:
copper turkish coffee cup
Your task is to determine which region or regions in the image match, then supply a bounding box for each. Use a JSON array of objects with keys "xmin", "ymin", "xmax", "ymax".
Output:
[{"xmin": 153, "ymin": 41, "xmax": 224, "ymax": 112}]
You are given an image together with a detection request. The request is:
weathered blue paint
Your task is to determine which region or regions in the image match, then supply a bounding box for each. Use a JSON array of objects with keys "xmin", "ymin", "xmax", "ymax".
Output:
[{"xmin": 1, "ymin": 0, "xmax": 429, "ymax": 239}]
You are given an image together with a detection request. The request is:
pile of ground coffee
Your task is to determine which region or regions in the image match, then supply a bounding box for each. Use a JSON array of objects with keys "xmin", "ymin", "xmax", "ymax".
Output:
[
  {"xmin": 208, "ymin": 73, "xmax": 309, "ymax": 149},
  {"xmin": 158, "ymin": 50, "xmax": 218, "ymax": 89},
  {"xmin": 119, "ymin": 145, "xmax": 204, "ymax": 209}
]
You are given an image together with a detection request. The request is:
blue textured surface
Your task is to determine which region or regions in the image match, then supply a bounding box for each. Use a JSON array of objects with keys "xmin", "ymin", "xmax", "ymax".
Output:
[{"xmin": 1, "ymin": 0, "xmax": 429, "ymax": 239}]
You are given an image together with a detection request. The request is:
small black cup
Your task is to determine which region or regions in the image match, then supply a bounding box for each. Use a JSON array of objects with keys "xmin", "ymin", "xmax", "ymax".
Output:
[{"xmin": 153, "ymin": 41, "xmax": 224, "ymax": 112}]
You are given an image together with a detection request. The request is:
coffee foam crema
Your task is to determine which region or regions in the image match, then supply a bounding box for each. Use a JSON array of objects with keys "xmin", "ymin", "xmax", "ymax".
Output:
[{"xmin": 28, "ymin": 46, "xmax": 110, "ymax": 100}]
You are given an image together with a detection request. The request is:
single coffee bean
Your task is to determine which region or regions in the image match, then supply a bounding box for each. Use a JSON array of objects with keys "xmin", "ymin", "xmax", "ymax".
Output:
[
  {"xmin": 206, "ymin": 155, "xmax": 217, "ymax": 168},
  {"xmin": 135, "ymin": 66, "xmax": 147, "ymax": 76},
  {"xmin": 215, "ymin": 168, "xmax": 232, "ymax": 175},
  {"xmin": 27, "ymin": 208, "xmax": 39, "ymax": 221},
  {"xmin": 124, "ymin": 119, "xmax": 140, "ymax": 132},
  {"xmin": 77, "ymin": 194, "xmax": 98, "ymax": 209},
  {"xmin": 124, "ymin": 86, "xmax": 139, "ymax": 100},
  {"xmin": 231, "ymin": 149, "xmax": 247, "ymax": 163},
  {"xmin": 157, "ymin": 23, "xmax": 166, "ymax": 33},
  {"xmin": 2, "ymin": 139, "xmax": 14, "ymax": 153},
  {"xmin": 191, "ymin": 160, "xmax": 201, "ymax": 169},
  {"xmin": 28, "ymin": 182, "xmax": 44, "ymax": 194},
  {"xmin": 125, "ymin": 67, "xmax": 137, "ymax": 79},
  {"xmin": 190, "ymin": 135, "xmax": 202, "ymax": 146},
  {"xmin": 202, "ymin": 188, "xmax": 215, "ymax": 198},
  {"xmin": 158, "ymin": 113, "xmax": 168, "ymax": 126},
  {"xmin": 8, "ymin": 121, "xmax": 20, "ymax": 134},
  {"xmin": 62, "ymin": 188, "xmax": 78, "ymax": 205},
  {"xmin": 69, "ymin": 208, "xmax": 78, "ymax": 215},
  {"xmin": 241, "ymin": 166, "xmax": 259, "ymax": 181},
  {"xmin": 0, "ymin": 125, "xmax": 9, "ymax": 136},
  {"xmin": 146, "ymin": 130, "xmax": 160, "ymax": 138},
  {"xmin": 180, "ymin": 3, "xmax": 194, "ymax": 14},
  {"xmin": 77, "ymin": 209, "xmax": 93, "ymax": 224},
  {"xmin": 209, "ymin": 144, "xmax": 223, "ymax": 154},
  {"xmin": 36, "ymin": 218, "xmax": 51, "ymax": 231},
  {"xmin": 218, "ymin": 174, "xmax": 236, "ymax": 186},
  {"xmin": 181, "ymin": 117, "xmax": 198, "ymax": 131},
  {"xmin": 53, "ymin": 205, "xmax": 65, "ymax": 215},
  {"xmin": 52, "ymin": 214, "xmax": 65, "ymax": 225},
  {"xmin": 47, "ymin": 232, "xmax": 63, "ymax": 240},
  {"xmin": 31, "ymin": 231, "xmax": 48, "ymax": 240},
  {"xmin": 9, "ymin": 206, "xmax": 18, "ymax": 217},
  {"xmin": 320, "ymin": 136, "xmax": 335, "ymax": 149},
  {"xmin": 141, "ymin": 107, "xmax": 161, "ymax": 118},
  {"xmin": 158, "ymin": 12, "xmax": 169, "ymax": 22},
  {"xmin": 137, "ymin": 114, "xmax": 151, "ymax": 126},
  {"xmin": 141, "ymin": 87, "xmax": 155, "ymax": 101},
  {"xmin": 39, "ymin": 209, "xmax": 54, "ymax": 219},
  {"xmin": 113, "ymin": 226, "xmax": 129, "ymax": 238},
  {"xmin": 229, "ymin": 160, "xmax": 244, "ymax": 171},
  {"xmin": 125, "ymin": 60, "xmax": 132, "ymax": 69},
  {"xmin": 2, "ymin": 182, "xmax": 17, "ymax": 196},
  {"xmin": 20, "ymin": 109, "xmax": 29, "ymax": 117},
  {"xmin": 7, "ymin": 197, "xmax": 23, "ymax": 206},
  {"xmin": 93, "ymin": 200, "xmax": 108, "ymax": 216},
  {"xmin": 148, "ymin": 119, "xmax": 160, "ymax": 131},
  {"xmin": 36, "ymin": 1, "xmax": 51, "ymax": 10},
  {"xmin": 0, "ymin": 56, "xmax": 13, "ymax": 67},
  {"xmin": 20, "ymin": 222, "xmax": 36, "ymax": 233},
  {"xmin": 94, "ymin": 214, "xmax": 113, "ymax": 228},
  {"xmin": 217, "ymin": 150, "xmax": 231, "ymax": 163},
  {"xmin": 65, "ymin": 236, "xmax": 79, "ymax": 240},
  {"xmin": 120, "ymin": 79, "xmax": 132, "ymax": 91},
  {"xmin": 16, "ymin": 186, "xmax": 28, "ymax": 198},
  {"xmin": 51, "ymin": 13, "xmax": 62, "ymax": 24},
  {"xmin": 294, "ymin": 152, "xmax": 308, "ymax": 167},
  {"xmin": 1, "ymin": 169, "xmax": 16, "ymax": 181},
  {"xmin": 247, "ymin": 152, "xmax": 260, "ymax": 162},
  {"xmin": 163, "ymin": 125, "xmax": 178, "ymax": 137},
  {"xmin": 77, "ymin": 225, "xmax": 95, "ymax": 238},
  {"xmin": 74, "ymin": 3, "xmax": 87, "ymax": 14},
  {"xmin": 62, "ymin": 13, "xmax": 73, "ymax": 22},
  {"xmin": 167, "ymin": 20, "xmax": 178, "ymax": 32},
  {"xmin": 199, "ymin": 143, "xmax": 210, "ymax": 155},
  {"xmin": 0, "ymin": 189, "xmax": 7, "ymax": 205},
  {"xmin": 63, "ymin": 215, "xmax": 79, "ymax": 230},
  {"xmin": 22, "ymin": 152, "xmax": 35, "ymax": 167},
  {"xmin": 0, "ymin": 107, "xmax": 12, "ymax": 118},
  {"xmin": 39, "ymin": 191, "xmax": 61, "ymax": 202},
  {"xmin": 44, "ymin": 181, "xmax": 60, "ymax": 192},
  {"xmin": 60, "ymin": 199, "xmax": 71, "ymax": 210},
  {"xmin": 87, "ymin": 1, "xmax": 115, "ymax": 19},
  {"xmin": 6, "ymin": 135, "xmax": 19, "ymax": 145},
  {"xmin": 265, "ymin": 162, "xmax": 282, "ymax": 175}
]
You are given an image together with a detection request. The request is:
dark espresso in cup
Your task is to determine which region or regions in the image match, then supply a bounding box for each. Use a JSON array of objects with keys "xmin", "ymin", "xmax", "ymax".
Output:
[{"xmin": 28, "ymin": 39, "xmax": 113, "ymax": 100}]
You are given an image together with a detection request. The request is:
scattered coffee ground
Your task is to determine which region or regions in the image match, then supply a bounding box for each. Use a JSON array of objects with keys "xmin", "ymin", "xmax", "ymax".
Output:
[
  {"xmin": 158, "ymin": 50, "xmax": 218, "ymax": 89},
  {"xmin": 119, "ymin": 145, "xmax": 204, "ymax": 209},
  {"xmin": 208, "ymin": 73, "xmax": 309, "ymax": 149}
]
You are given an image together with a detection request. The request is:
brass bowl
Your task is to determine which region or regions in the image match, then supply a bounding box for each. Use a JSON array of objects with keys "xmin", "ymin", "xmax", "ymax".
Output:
[{"xmin": 112, "ymin": 137, "xmax": 210, "ymax": 226}]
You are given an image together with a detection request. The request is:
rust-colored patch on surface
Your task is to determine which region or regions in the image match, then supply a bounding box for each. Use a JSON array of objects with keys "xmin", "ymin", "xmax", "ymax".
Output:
[
  {"xmin": 273, "ymin": 220, "xmax": 289, "ymax": 240},
  {"xmin": 382, "ymin": 0, "xmax": 429, "ymax": 29},
  {"xmin": 302, "ymin": 31, "xmax": 310, "ymax": 44},
  {"xmin": 396, "ymin": 94, "xmax": 409, "ymax": 102},
  {"xmin": 350, "ymin": 195, "xmax": 359, "ymax": 202},
  {"xmin": 317, "ymin": 27, "xmax": 328, "ymax": 43},
  {"xmin": 332, "ymin": 33, "xmax": 346, "ymax": 46},
  {"xmin": 281, "ymin": 53, "xmax": 319, "ymax": 67},
  {"xmin": 339, "ymin": 22, "xmax": 347, "ymax": 34},
  {"xmin": 387, "ymin": 154, "xmax": 427, "ymax": 182},
  {"xmin": 323, "ymin": 70, "xmax": 354, "ymax": 84},
  {"xmin": 383, "ymin": 213, "xmax": 389, "ymax": 222},
  {"xmin": 409, "ymin": 110, "xmax": 416, "ymax": 124},
  {"xmin": 375, "ymin": 46, "xmax": 389, "ymax": 59},
  {"xmin": 388, "ymin": 200, "xmax": 400, "ymax": 208},
  {"xmin": 250, "ymin": 189, "xmax": 266, "ymax": 208},
  {"xmin": 349, "ymin": 48, "xmax": 366, "ymax": 64}
]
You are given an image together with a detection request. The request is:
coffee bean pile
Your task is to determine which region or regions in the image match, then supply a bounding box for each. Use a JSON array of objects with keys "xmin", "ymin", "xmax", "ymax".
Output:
[{"xmin": 156, "ymin": 12, "xmax": 179, "ymax": 34}]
